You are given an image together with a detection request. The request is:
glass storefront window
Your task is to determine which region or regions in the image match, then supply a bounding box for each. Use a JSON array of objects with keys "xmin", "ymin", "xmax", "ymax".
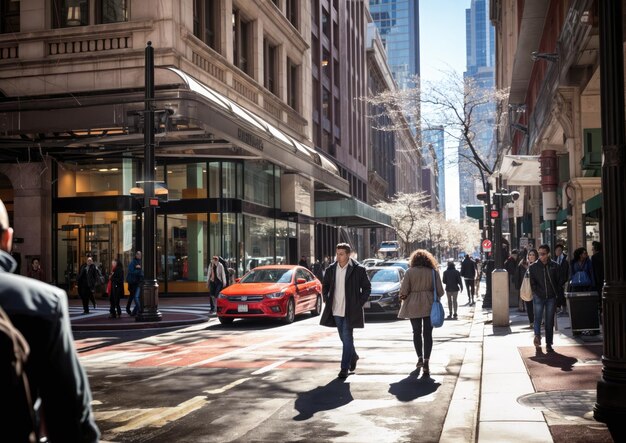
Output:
[
  {"xmin": 56, "ymin": 211, "xmax": 129, "ymax": 295},
  {"xmin": 244, "ymin": 161, "xmax": 275, "ymax": 207},
  {"xmin": 222, "ymin": 162, "xmax": 241, "ymax": 199},
  {"xmin": 244, "ymin": 214, "xmax": 275, "ymax": 272},
  {"xmin": 160, "ymin": 213, "xmax": 208, "ymax": 293},
  {"xmin": 222, "ymin": 213, "xmax": 240, "ymax": 276},
  {"xmin": 275, "ymin": 219, "xmax": 289, "ymax": 265},
  {"xmin": 58, "ymin": 160, "xmax": 134, "ymax": 197},
  {"xmin": 165, "ymin": 163, "xmax": 207, "ymax": 199}
]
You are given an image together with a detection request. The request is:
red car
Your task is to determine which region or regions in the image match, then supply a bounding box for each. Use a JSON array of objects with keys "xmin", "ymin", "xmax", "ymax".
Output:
[{"xmin": 216, "ymin": 265, "xmax": 323, "ymax": 325}]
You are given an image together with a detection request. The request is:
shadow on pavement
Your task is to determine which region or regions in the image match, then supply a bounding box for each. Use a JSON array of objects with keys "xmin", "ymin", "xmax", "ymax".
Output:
[
  {"xmin": 293, "ymin": 378, "xmax": 353, "ymax": 421},
  {"xmin": 529, "ymin": 348, "xmax": 578, "ymax": 372},
  {"xmin": 388, "ymin": 372, "xmax": 441, "ymax": 402}
]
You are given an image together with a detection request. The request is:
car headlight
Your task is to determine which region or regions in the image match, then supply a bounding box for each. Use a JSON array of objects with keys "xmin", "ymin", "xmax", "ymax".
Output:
[
  {"xmin": 218, "ymin": 293, "xmax": 227, "ymax": 299},
  {"xmin": 266, "ymin": 291, "xmax": 286, "ymax": 299},
  {"xmin": 382, "ymin": 290, "xmax": 400, "ymax": 300}
]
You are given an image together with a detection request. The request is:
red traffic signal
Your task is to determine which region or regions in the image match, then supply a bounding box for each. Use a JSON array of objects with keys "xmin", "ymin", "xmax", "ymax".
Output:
[{"xmin": 490, "ymin": 209, "xmax": 500, "ymax": 219}]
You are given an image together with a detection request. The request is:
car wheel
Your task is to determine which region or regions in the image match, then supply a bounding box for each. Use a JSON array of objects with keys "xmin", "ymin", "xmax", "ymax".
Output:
[
  {"xmin": 283, "ymin": 299, "xmax": 295, "ymax": 324},
  {"xmin": 311, "ymin": 294, "xmax": 322, "ymax": 316},
  {"xmin": 218, "ymin": 316, "xmax": 234, "ymax": 325}
]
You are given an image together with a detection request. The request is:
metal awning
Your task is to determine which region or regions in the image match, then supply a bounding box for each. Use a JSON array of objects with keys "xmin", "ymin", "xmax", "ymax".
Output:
[
  {"xmin": 315, "ymin": 198, "xmax": 392, "ymax": 229},
  {"xmin": 498, "ymin": 155, "xmax": 541, "ymax": 185},
  {"xmin": 0, "ymin": 67, "xmax": 350, "ymax": 197},
  {"xmin": 584, "ymin": 193, "xmax": 602, "ymax": 214}
]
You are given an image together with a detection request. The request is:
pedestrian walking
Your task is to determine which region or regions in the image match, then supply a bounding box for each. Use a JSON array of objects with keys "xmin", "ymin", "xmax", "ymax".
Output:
[
  {"xmin": 528, "ymin": 244, "xmax": 565, "ymax": 352},
  {"xmin": 568, "ymin": 247, "xmax": 595, "ymax": 292},
  {"xmin": 319, "ymin": 243, "xmax": 371, "ymax": 379},
  {"xmin": 107, "ymin": 258, "xmax": 124, "ymax": 318},
  {"xmin": 126, "ymin": 251, "xmax": 143, "ymax": 316},
  {"xmin": 26, "ymin": 257, "xmax": 45, "ymax": 282},
  {"xmin": 311, "ymin": 259, "xmax": 324, "ymax": 281},
  {"xmin": 442, "ymin": 260, "xmax": 463, "ymax": 319},
  {"xmin": 474, "ymin": 258, "xmax": 482, "ymax": 294},
  {"xmin": 460, "ymin": 255, "xmax": 477, "ymax": 305},
  {"xmin": 516, "ymin": 249, "xmax": 537, "ymax": 327},
  {"xmin": 76, "ymin": 256, "xmax": 100, "ymax": 314},
  {"xmin": 298, "ymin": 255, "xmax": 309, "ymax": 269},
  {"xmin": 208, "ymin": 255, "xmax": 226, "ymax": 313},
  {"xmin": 0, "ymin": 198, "xmax": 100, "ymax": 442},
  {"xmin": 398, "ymin": 249, "xmax": 445, "ymax": 375},
  {"xmin": 554, "ymin": 244, "xmax": 569, "ymax": 315}
]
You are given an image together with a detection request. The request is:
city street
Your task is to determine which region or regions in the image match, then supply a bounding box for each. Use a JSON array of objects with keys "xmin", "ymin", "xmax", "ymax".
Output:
[{"xmin": 74, "ymin": 301, "xmax": 478, "ymax": 443}]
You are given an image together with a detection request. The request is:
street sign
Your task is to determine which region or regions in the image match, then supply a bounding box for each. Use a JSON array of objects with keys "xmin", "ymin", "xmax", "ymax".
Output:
[{"xmin": 482, "ymin": 239, "xmax": 492, "ymax": 252}]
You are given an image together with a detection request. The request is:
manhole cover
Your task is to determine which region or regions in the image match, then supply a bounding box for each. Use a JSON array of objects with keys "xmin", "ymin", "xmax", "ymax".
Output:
[{"xmin": 518, "ymin": 390, "xmax": 599, "ymax": 423}]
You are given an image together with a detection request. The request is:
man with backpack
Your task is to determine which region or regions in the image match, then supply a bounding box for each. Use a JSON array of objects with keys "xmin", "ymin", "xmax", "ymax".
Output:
[{"xmin": 0, "ymin": 198, "xmax": 100, "ymax": 442}]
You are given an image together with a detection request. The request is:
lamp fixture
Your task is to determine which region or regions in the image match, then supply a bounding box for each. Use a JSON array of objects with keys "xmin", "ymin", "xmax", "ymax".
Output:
[
  {"xmin": 531, "ymin": 51, "xmax": 559, "ymax": 63},
  {"xmin": 66, "ymin": 1, "xmax": 81, "ymax": 26}
]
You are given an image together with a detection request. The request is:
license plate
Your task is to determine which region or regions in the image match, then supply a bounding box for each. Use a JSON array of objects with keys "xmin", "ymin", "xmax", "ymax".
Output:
[
  {"xmin": 237, "ymin": 304, "xmax": 249, "ymax": 313},
  {"xmin": 364, "ymin": 301, "xmax": 371, "ymax": 308}
]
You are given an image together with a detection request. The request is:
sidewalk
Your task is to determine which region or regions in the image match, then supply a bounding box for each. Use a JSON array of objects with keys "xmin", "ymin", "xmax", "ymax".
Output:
[
  {"xmin": 474, "ymin": 297, "xmax": 611, "ymax": 442},
  {"xmin": 69, "ymin": 296, "xmax": 210, "ymax": 331}
]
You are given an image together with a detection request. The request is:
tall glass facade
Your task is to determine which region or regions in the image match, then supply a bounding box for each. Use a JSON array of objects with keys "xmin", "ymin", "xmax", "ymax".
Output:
[
  {"xmin": 53, "ymin": 158, "xmax": 304, "ymax": 296},
  {"xmin": 370, "ymin": 0, "xmax": 420, "ymax": 90}
]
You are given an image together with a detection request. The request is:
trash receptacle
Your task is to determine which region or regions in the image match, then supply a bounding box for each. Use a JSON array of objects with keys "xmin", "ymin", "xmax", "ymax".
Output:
[{"xmin": 565, "ymin": 291, "xmax": 600, "ymax": 334}]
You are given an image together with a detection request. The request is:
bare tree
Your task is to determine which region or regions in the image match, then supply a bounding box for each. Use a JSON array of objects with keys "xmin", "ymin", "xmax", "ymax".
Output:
[
  {"xmin": 367, "ymin": 70, "xmax": 509, "ymax": 192},
  {"xmin": 374, "ymin": 192, "xmax": 431, "ymax": 256}
]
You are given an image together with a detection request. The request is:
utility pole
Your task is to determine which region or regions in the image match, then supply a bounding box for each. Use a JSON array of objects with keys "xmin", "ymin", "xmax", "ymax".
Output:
[{"xmin": 136, "ymin": 42, "xmax": 162, "ymax": 322}]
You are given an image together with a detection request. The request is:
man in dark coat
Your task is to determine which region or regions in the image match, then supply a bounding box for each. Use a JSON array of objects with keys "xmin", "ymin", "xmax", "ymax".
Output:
[
  {"xmin": 76, "ymin": 256, "xmax": 100, "ymax": 314},
  {"xmin": 554, "ymin": 244, "xmax": 569, "ymax": 314},
  {"xmin": 320, "ymin": 243, "xmax": 371, "ymax": 379},
  {"xmin": 0, "ymin": 198, "xmax": 100, "ymax": 442},
  {"xmin": 460, "ymin": 255, "xmax": 477, "ymax": 305}
]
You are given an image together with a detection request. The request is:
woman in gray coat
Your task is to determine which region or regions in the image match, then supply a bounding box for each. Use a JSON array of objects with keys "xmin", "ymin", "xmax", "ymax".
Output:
[{"xmin": 398, "ymin": 249, "xmax": 444, "ymax": 375}]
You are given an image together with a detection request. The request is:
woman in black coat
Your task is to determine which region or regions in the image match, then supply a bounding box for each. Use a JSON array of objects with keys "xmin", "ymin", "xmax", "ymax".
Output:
[{"xmin": 108, "ymin": 258, "xmax": 124, "ymax": 318}]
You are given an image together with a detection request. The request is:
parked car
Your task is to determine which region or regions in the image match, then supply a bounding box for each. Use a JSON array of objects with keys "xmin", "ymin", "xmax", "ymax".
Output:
[
  {"xmin": 361, "ymin": 258, "xmax": 384, "ymax": 268},
  {"xmin": 216, "ymin": 265, "xmax": 322, "ymax": 325},
  {"xmin": 378, "ymin": 259, "xmax": 410, "ymax": 270},
  {"xmin": 364, "ymin": 266, "xmax": 405, "ymax": 316}
]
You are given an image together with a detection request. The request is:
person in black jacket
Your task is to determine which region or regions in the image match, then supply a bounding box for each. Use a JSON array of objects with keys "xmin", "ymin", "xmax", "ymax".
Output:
[
  {"xmin": 107, "ymin": 258, "xmax": 124, "ymax": 318},
  {"xmin": 554, "ymin": 244, "xmax": 569, "ymax": 315},
  {"xmin": 460, "ymin": 255, "xmax": 477, "ymax": 305},
  {"xmin": 76, "ymin": 256, "xmax": 100, "ymax": 314},
  {"xmin": 319, "ymin": 243, "xmax": 371, "ymax": 379},
  {"xmin": 528, "ymin": 244, "xmax": 566, "ymax": 352},
  {"xmin": 442, "ymin": 261, "xmax": 463, "ymax": 319},
  {"xmin": 0, "ymin": 198, "xmax": 100, "ymax": 442}
]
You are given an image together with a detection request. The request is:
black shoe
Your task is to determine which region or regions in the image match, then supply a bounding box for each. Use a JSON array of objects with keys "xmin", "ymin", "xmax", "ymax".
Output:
[
  {"xmin": 338, "ymin": 370, "xmax": 349, "ymax": 379},
  {"xmin": 546, "ymin": 345, "xmax": 555, "ymax": 353},
  {"xmin": 423, "ymin": 360, "xmax": 430, "ymax": 375},
  {"xmin": 453, "ymin": 314, "xmax": 458, "ymax": 319},
  {"xmin": 93, "ymin": 302, "xmax": 97, "ymax": 309},
  {"xmin": 350, "ymin": 355, "xmax": 359, "ymax": 372},
  {"xmin": 126, "ymin": 309, "xmax": 132, "ymax": 315}
]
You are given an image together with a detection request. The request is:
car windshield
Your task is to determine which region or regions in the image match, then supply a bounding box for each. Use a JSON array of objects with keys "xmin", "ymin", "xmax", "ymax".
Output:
[
  {"xmin": 240, "ymin": 269, "xmax": 293, "ymax": 283},
  {"xmin": 380, "ymin": 261, "xmax": 408, "ymax": 270},
  {"xmin": 367, "ymin": 268, "xmax": 400, "ymax": 283}
]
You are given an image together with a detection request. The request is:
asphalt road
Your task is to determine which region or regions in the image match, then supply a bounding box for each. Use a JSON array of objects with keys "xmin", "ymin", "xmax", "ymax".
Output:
[{"xmin": 75, "ymin": 303, "xmax": 476, "ymax": 443}]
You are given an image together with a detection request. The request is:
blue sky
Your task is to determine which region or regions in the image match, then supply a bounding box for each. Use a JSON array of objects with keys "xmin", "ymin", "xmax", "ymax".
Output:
[{"xmin": 420, "ymin": 0, "xmax": 470, "ymax": 220}]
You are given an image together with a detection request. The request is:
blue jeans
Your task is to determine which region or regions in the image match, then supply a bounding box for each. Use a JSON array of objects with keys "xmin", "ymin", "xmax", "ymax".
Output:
[
  {"xmin": 533, "ymin": 295, "xmax": 556, "ymax": 345},
  {"xmin": 334, "ymin": 316, "xmax": 358, "ymax": 370},
  {"xmin": 131, "ymin": 286, "xmax": 142, "ymax": 316}
]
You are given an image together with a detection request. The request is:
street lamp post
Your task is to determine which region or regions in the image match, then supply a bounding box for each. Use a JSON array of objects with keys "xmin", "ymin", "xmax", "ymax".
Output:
[
  {"xmin": 136, "ymin": 41, "xmax": 162, "ymax": 322},
  {"xmin": 594, "ymin": 2, "xmax": 626, "ymax": 439}
]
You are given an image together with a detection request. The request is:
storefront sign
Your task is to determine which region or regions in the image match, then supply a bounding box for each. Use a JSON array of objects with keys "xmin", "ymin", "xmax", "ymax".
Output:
[{"xmin": 542, "ymin": 190, "xmax": 558, "ymax": 220}]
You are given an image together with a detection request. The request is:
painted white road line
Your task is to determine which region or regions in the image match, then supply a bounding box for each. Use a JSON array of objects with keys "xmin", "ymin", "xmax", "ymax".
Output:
[
  {"xmin": 204, "ymin": 377, "xmax": 252, "ymax": 395},
  {"xmin": 251, "ymin": 358, "xmax": 292, "ymax": 375}
]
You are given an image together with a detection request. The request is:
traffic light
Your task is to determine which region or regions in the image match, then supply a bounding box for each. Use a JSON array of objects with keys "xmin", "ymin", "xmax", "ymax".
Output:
[
  {"xmin": 476, "ymin": 192, "xmax": 489, "ymax": 203},
  {"xmin": 490, "ymin": 209, "xmax": 500, "ymax": 219}
]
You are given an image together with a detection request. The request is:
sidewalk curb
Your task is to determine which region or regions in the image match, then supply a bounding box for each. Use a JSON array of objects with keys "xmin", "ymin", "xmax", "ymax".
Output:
[
  {"xmin": 71, "ymin": 313, "xmax": 209, "ymax": 331},
  {"xmin": 439, "ymin": 302, "xmax": 484, "ymax": 442}
]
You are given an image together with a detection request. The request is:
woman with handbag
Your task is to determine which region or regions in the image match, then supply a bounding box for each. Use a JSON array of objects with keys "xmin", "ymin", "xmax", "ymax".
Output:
[
  {"xmin": 398, "ymin": 249, "xmax": 444, "ymax": 375},
  {"xmin": 569, "ymin": 247, "xmax": 595, "ymax": 292},
  {"xmin": 517, "ymin": 249, "xmax": 538, "ymax": 327}
]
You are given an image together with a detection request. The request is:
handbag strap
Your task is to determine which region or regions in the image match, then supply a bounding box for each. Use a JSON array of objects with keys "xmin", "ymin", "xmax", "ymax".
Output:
[{"xmin": 432, "ymin": 269, "xmax": 437, "ymax": 299}]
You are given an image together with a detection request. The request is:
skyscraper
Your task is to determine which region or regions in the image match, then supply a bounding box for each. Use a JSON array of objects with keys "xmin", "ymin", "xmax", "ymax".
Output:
[
  {"xmin": 460, "ymin": 0, "xmax": 496, "ymax": 217},
  {"xmin": 370, "ymin": 0, "xmax": 420, "ymax": 91}
]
